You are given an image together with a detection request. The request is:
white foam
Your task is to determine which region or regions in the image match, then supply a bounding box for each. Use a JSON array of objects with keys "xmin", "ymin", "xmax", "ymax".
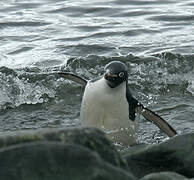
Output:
[{"xmin": 187, "ymin": 80, "xmax": 194, "ymax": 95}]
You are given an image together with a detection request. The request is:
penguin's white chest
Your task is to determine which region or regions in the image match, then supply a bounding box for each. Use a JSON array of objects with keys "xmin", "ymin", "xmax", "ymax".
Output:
[{"xmin": 80, "ymin": 78, "xmax": 138, "ymax": 146}]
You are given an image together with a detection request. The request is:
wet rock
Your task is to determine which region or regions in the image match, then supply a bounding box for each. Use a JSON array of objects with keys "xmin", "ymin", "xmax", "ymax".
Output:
[
  {"xmin": 0, "ymin": 127, "xmax": 128, "ymax": 169},
  {"xmin": 124, "ymin": 133, "xmax": 194, "ymax": 178},
  {"xmin": 140, "ymin": 172, "xmax": 189, "ymax": 180},
  {"xmin": 0, "ymin": 142, "xmax": 137, "ymax": 180}
]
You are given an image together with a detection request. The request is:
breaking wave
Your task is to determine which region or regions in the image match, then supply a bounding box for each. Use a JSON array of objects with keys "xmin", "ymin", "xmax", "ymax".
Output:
[{"xmin": 0, "ymin": 52, "xmax": 193, "ymax": 110}]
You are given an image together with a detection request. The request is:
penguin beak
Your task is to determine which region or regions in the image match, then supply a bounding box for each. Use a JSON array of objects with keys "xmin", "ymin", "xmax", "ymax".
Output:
[{"xmin": 104, "ymin": 72, "xmax": 118, "ymax": 80}]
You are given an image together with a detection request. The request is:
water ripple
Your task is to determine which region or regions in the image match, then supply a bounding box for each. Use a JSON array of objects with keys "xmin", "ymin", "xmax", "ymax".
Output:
[
  {"xmin": 148, "ymin": 15, "xmax": 194, "ymax": 22},
  {"xmin": 0, "ymin": 21, "xmax": 51, "ymax": 29}
]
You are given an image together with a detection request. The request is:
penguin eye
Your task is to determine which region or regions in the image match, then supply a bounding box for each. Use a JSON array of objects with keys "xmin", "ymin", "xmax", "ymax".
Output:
[{"xmin": 119, "ymin": 72, "xmax": 124, "ymax": 77}]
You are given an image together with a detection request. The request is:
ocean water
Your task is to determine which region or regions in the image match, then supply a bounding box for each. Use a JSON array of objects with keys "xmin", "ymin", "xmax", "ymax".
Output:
[{"xmin": 0, "ymin": 0, "xmax": 193, "ymax": 144}]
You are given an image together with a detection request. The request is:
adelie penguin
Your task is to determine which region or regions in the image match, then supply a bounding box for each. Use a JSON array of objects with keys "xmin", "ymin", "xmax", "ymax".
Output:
[{"xmin": 58, "ymin": 61, "xmax": 177, "ymax": 146}]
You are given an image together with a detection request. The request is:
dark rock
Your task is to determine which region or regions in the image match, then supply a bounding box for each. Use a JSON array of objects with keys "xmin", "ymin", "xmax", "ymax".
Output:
[
  {"xmin": 140, "ymin": 172, "xmax": 189, "ymax": 180},
  {"xmin": 124, "ymin": 133, "xmax": 194, "ymax": 178},
  {"xmin": 0, "ymin": 142, "xmax": 137, "ymax": 180},
  {"xmin": 121, "ymin": 143, "xmax": 148, "ymax": 156},
  {"xmin": 0, "ymin": 127, "xmax": 128, "ymax": 169}
]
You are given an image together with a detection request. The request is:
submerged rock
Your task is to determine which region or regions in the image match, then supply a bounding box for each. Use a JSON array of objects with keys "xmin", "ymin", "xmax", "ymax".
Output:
[
  {"xmin": 0, "ymin": 142, "xmax": 136, "ymax": 180},
  {"xmin": 0, "ymin": 127, "xmax": 128, "ymax": 170},
  {"xmin": 124, "ymin": 133, "xmax": 194, "ymax": 178},
  {"xmin": 140, "ymin": 172, "xmax": 189, "ymax": 180}
]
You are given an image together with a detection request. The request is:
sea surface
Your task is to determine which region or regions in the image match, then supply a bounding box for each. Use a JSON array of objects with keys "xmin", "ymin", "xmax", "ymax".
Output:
[{"xmin": 0, "ymin": 0, "xmax": 194, "ymax": 145}]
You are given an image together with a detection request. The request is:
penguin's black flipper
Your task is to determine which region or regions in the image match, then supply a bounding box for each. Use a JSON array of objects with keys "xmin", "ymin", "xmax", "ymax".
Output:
[
  {"xmin": 58, "ymin": 72, "xmax": 88, "ymax": 87},
  {"xmin": 126, "ymin": 87, "xmax": 139, "ymax": 121},
  {"xmin": 136, "ymin": 105, "xmax": 177, "ymax": 137}
]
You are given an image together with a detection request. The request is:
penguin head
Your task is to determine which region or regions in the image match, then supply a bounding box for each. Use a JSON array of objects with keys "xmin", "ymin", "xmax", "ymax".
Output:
[{"xmin": 104, "ymin": 61, "xmax": 128, "ymax": 88}]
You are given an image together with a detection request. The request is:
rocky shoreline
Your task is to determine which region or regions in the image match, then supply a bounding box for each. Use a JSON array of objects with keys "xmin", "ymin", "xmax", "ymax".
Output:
[{"xmin": 0, "ymin": 127, "xmax": 193, "ymax": 180}]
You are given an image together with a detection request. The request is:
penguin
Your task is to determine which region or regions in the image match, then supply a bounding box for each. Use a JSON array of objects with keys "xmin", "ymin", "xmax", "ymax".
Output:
[
  {"xmin": 58, "ymin": 61, "xmax": 177, "ymax": 146},
  {"xmin": 80, "ymin": 61, "xmax": 139, "ymax": 146}
]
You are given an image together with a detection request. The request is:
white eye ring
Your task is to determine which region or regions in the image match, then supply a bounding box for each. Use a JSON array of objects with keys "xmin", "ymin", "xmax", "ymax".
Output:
[{"xmin": 119, "ymin": 72, "xmax": 124, "ymax": 77}]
